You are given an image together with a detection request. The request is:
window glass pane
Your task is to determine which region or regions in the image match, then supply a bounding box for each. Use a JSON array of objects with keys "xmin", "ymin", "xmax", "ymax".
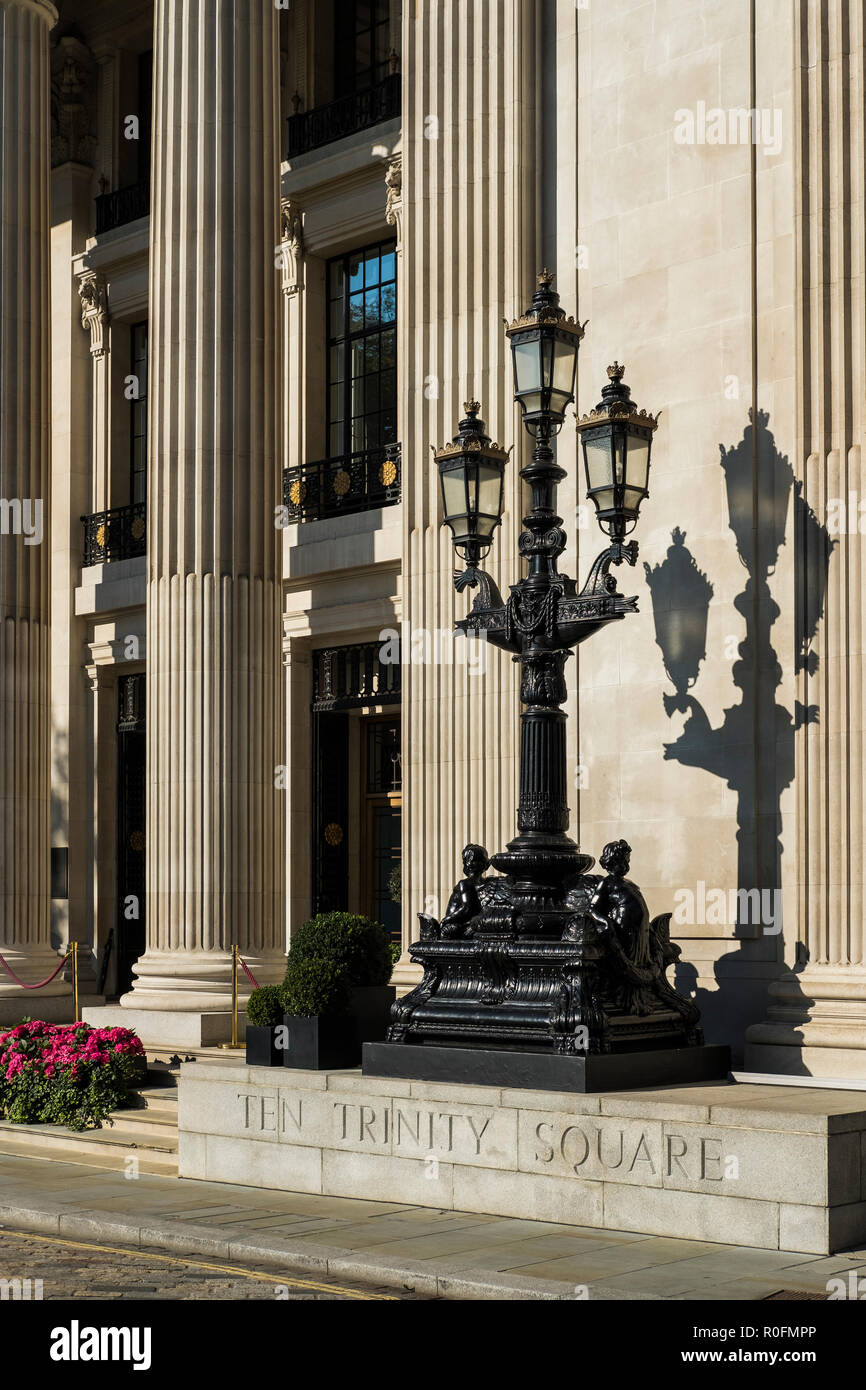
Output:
[
  {"xmin": 349, "ymin": 293, "xmax": 364, "ymax": 333},
  {"xmin": 381, "ymin": 328, "xmax": 396, "ymax": 368},
  {"xmin": 364, "ymin": 250, "xmax": 381, "ymax": 287},
  {"xmin": 329, "ymin": 261, "xmax": 344, "ymax": 300},
  {"xmin": 380, "ymin": 368, "xmax": 396, "ymax": 411},
  {"xmin": 364, "ymin": 337, "xmax": 380, "ymax": 373},
  {"xmin": 364, "ymin": 288, "xmax": 380, "ymax": 328},
  {"xmin": 365, "ymin": 376, "xmax": 380, "ymax": 413},
  {"xmin": 330, "ymin": 344, "xmax": 345, "ymax": 384},
  {"xmin": 380, "ymin": 282, "xmax": 396, "ymax": 325},
  {"xmin": 348, "ymin": 258, "xmax": 364, "ymax": 293},
  {"xmin": 330, "ymin": 383, "xmax": 344, "ymax": 423},
  {"xmin": 351, "ymin": 339, "xmax": 366, "ymax": 378},
  {"xmin": 330, "ymin": 298, "xmax": 345, "ymax": 338},
  {"xmin": 380, "ymin": 250, "xmax": 396, "ymax": 284},
  {"xmin": 381, "ymin": 410, "xmax": 397, "ymax": 443},
  {"xmin": 330, "ymin": 422, "xmax": 344, "ymax": 456},
  {"xmin": 352, "ymin": 416, "xmax": 366, "ymax": 452}
]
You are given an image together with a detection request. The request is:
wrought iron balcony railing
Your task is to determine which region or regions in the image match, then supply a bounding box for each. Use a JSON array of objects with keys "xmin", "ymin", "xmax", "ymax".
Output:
[
  {"xmin": 287, "ymin": 73, "xmax": 401, "ymax": 158},
  {"xmin": 81, "ymin": 503, "xmax": 147, "ymax": 566},
  {"xmin": 95, "ymin": 180, "xmax": 151, "ymax": 235},
  {"xmin": 283, "ymin": 443, "xmax": 401, "ymax": 523}
]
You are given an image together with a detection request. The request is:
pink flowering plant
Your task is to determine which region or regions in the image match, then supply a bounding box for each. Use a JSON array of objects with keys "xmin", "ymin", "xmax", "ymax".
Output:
[{"xmin": 0, "ymin": 1021, "xmax": 145, "ymax": 1131}]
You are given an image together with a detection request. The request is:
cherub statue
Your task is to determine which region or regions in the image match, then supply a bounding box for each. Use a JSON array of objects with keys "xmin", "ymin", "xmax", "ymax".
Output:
[{"xmin": 418, "ymin": 843, "xmax": 490, "ymax": 940}]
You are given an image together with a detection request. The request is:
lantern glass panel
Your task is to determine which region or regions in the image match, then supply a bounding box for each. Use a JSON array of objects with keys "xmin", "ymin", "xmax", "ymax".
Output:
[
  {"xmin": 627, "ymin": 437, "xmax": 650, "ymax": 494},
  {"xmin": 553, "ymin": 337, "xmax": 577, "ymax": 393},
  {"xmin": 542, "ymin": 336, "xmax": 554, "ymax": 389},
  {"xmin": 512, "ymin": 340, "xmax": 542, "ymax": 396},
  {"xmin": 614, "ymin": 430, "xmax": 627, "ymax": 484},
  {"xmin": 584, "ymin": 433, "xmax": 613, "ymax": 491},
  {"xmin": 440, "ymin": 469, "xmax": 467, "ymax": 523},
  {"xmin": 623, "ymin": 486, "xmax": 645, "ymax": 514},
  {"xmin": 477, "ymin": 463, "xmax": 503, "ymax": 521}
]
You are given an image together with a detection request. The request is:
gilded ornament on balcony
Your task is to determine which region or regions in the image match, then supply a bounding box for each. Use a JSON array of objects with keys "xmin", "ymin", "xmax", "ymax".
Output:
[
  {"xmin": 333, "ymin": 469, "xmax": 352, "ymax": 497},
  {"xmin": 379, "ymin": 458, "xmax": 398, "ymax": 487},
  {"xmin": 289, "ymin": 478, "xmax": 306, "ymax": 507},
  {"xmin": 324, "ymin": 822, "xmax": 343, "ymax": 846},
  {"xmin": 95, "ymin": 523, "xmax": 107, "ymax": 550},
  {"xmin": 131, "ymin": 516, "xmax": 145, "ymax": 541}
]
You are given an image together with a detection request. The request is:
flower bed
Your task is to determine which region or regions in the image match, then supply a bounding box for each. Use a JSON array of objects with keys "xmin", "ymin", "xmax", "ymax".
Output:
[{"xmin": 0, "ymin": 1021, "xmax": 145, "ymax": 1132}]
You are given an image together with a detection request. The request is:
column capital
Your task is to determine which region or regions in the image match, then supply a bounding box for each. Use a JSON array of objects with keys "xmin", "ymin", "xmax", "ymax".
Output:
[
  {"xmin": 77, "ymin": 270, "xmax": 109, "ymax": 357},
  {"xmin": 1, "ymin": 0, "xmax": 59, "ymax": 25}
]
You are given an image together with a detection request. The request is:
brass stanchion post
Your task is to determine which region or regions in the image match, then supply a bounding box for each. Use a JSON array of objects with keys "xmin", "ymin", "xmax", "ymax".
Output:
[
  {"xmin": 72, "ymin": 941, "xmax": 79, "ymax": 1023},
  {"xmin": 219, "ymin": 944, "xmax": 244, "ymax": 1049}
]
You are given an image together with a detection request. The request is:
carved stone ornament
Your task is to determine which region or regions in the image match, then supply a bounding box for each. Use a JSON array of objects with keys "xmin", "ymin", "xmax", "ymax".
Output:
[
  {"xmin": 51, "ymin": 37, "xmax": 97, "ymax": 169},
  {"xmin": 385, "ymin": 153, "xmax": 403, "ymax": 244},
  {"xmin": 279, "ymin": 198, "xmax": 304, "ymax": 296},
  {"xmin": 77, "ymin": 271, "xmax": 109, "ymax": 358}
]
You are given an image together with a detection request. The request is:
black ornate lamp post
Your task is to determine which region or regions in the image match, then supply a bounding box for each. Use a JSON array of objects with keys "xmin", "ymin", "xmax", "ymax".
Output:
[{"xmin": 365, "ymin": 272, "xmax": 729, "ymax": 1091}]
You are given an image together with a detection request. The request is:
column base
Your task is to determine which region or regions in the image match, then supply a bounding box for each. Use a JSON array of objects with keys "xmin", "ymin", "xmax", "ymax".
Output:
[
  {"xmin": 118, "ymin": 948, "xmax": 286, "ymax": 1014},
  {"xmin": 81, "ymin": 1004, "xmax": 247, "ymax": 1049},
  {"xmin": 745, "ymin": 967, "xmax": 866, "ymax": 1080}
]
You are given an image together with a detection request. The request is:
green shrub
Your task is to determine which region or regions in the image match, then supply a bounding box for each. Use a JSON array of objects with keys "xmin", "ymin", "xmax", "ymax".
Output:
[
  {"xmin": 282, "ymin": 958, "xmax": 349, "ymax": 1018},
  {"xmin": 245, "ymin": 984, "xmax": 284, "ymax": 1028},
  {"xmin": 388, "ymin": 864, "xmax": 401, "ymax": 904},
  {"xmin": 284, "ymin": 912, "xmax": 393, "ymax": 988},
  {"xmin": 389, "ymin": 942, "xmax": 401, "ymax": 966}
]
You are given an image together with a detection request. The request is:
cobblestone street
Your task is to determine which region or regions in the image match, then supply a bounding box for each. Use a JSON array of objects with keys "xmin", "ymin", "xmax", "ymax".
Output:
[{"xmin": 0, "ymin": 1230, "xmax": 430, "ymax": 1301}]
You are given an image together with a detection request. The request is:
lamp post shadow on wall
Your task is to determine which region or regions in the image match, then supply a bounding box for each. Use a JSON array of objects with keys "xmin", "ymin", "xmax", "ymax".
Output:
[{"xmin": 364, "ymin": 272, "xmax": 730, "ymax": 1093}]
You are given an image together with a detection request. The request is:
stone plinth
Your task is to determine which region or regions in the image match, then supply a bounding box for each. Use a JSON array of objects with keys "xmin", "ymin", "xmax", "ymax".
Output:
[
  {"xmin": 82, "ymin": 1005, "xmax": 246, "ymax": 1048},
  {"xmin": 177, "ymin": 1066, "xmax": 866, "ymax": 1255}
]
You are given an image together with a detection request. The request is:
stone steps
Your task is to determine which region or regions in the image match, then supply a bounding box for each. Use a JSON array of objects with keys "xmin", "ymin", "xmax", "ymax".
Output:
[{"xmin": 0, "ymin": 1071, "xmax": 181, "ymax": 1177}]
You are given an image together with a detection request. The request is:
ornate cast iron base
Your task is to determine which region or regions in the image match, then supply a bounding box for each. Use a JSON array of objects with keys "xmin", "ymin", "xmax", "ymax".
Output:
[{"xmin": 379, "ymin": 841, "xmax": 711, "ymax": 1065}]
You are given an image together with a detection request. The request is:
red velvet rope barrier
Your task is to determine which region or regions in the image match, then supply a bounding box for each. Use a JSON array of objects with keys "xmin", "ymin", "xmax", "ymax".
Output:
[
  {"xmin": 0, "ymin": 949, "xmax": 71, "ymax": 990},
  {"xmin": 239, "ymin": 957, "xmax": 260, "ymax": 990}
]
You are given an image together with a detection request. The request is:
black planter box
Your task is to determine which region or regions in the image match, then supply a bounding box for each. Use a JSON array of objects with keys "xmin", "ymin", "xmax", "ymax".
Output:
[
  {"xmin": 245, "ymin": 1024, "xmax": 286, "ymax": 1067},
  {"xmin": 281, "ymin": 1014, "xmax": 359, "ymax": 1069},
  {"xmin": 348, "ymin": 985, "xmax": 397, "ymax": 1044}
]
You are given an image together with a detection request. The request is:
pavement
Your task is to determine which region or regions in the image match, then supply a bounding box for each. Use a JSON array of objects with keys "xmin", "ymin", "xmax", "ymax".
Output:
[{"xmin": 0, "ymin": 1150, "xmax": 862, "ymax": 1300}]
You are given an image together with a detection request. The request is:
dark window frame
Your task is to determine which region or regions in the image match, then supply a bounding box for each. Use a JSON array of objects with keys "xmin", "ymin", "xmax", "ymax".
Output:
[
  {"xmin": 326, "ymin": 240, "xmax": 397, "ymax": 460},
  {"xmin": 334, "ymin": 0, "xmax": 392, "ymax": 98}
]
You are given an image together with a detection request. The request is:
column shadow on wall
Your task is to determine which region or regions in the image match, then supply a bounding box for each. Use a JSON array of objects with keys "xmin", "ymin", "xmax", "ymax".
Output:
[{"xmin": 643, "ymin": 408, "xmax": 833, "ymax": 1060}]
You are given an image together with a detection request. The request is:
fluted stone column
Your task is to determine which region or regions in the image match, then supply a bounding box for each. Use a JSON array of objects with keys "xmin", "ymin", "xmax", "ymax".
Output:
[
  {"xmin": 122, "ymin": 0, "xmax": 285, "ymax": 1019},
  {"xmin": 747, "ymin": 0, "xmax": 866, "ymax": 1077},
  {"xmin": 0, "ymin": 0, "xmax": 70, "ymax": 1012},
  {"xmin": 396, "ymin": 1, "xmax": 539, "ymax": 985}
]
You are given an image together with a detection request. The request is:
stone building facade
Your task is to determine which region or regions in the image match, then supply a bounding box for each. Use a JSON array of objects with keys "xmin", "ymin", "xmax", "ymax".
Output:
[{"xmin": 0, "ymin": 0, "xmax": 863, "ymax": 1072}]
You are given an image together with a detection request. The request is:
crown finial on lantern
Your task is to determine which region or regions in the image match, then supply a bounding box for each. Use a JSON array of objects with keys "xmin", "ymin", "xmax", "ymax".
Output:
[
  {"xmin": 538, "ymin": 267, "xmax": 555, "ymax": 287},
  {"xmin": 464, "ymin": 400, "xmax": 481, "ymax": 415},
  {"xmin": 607, "ymin": 361, "xmax": 625, "ymax": 380}
]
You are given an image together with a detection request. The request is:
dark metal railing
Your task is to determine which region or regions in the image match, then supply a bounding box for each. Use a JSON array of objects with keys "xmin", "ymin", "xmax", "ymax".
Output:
[
  {"xmin": 287, "ymin": 73, "xmax": 401, "ymax": 158},
  {"xmin": 313, "ymin": 641, "xmax": 402, "ymax": 712},
  {"xmin": 95, "ymin": 180, "xmax": 151, "ymax": 235},
  {"xmin": 283, "ymin": 443, "xmax": 401, "ymax": 523},
  {"xmin": 81, "ymin": 503, "xmax": 147, "ymax": 566}
]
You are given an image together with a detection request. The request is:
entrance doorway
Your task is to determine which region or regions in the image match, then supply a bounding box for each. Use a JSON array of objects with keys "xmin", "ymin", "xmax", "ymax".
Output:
[
  {"xmin": 310, "ymin": 641, "xmax": 401, "ymax": 938},
  {"xmin": 361, "ymin": 717, "xmax": 402, "ymax": 944}
]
